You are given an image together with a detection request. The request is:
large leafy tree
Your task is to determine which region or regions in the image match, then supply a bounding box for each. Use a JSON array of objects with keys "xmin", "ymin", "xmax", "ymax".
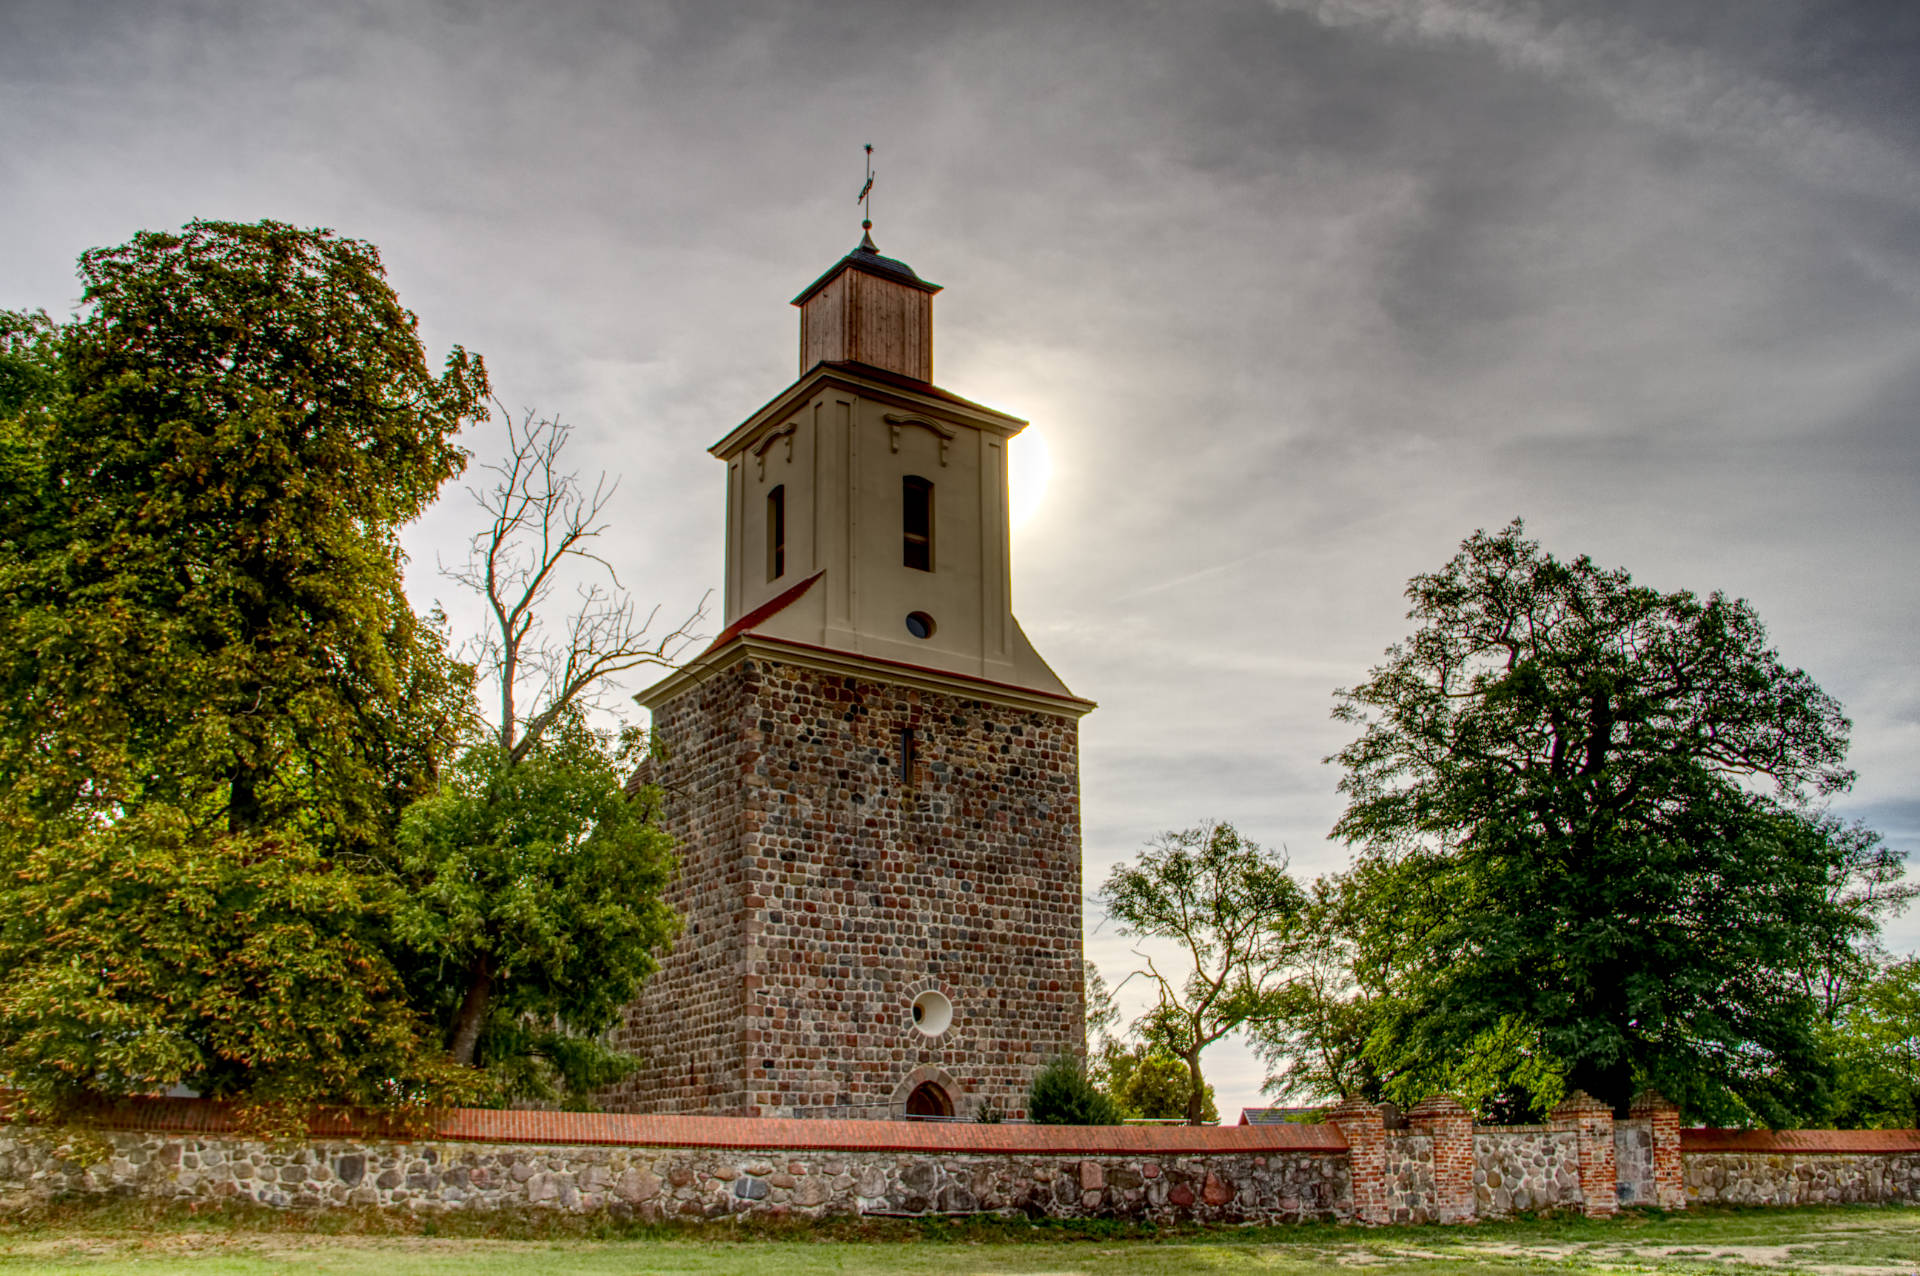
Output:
[
  {"xmin": 1100, "ymin": 822, "xmax": 1310, "ymax": 1124},
  {"xmin": 385, "ymin": 407, "xmax": 697, "ymax": 1103},
  {"xmin": 0, "ymin": 220, "xmax": 485, "ymax": 843},
  {"xmin": 0, "ymin": 818, "xmax": 477, "ymax": 1132},
  {"xmin": 1328, "ymin": 520, "xmax": 1898, "ymax": 1123},
  {"xmin": 390, "ymin": 712, "xmax": 678, "ymax": 1104},
  {"xmin": 0, "ymin": 221, "xmax": 488, "ymax": 1124},
  {"xmin": 1103, "ymin": 1045, "xmax": 1221, "ymax": 1123}
]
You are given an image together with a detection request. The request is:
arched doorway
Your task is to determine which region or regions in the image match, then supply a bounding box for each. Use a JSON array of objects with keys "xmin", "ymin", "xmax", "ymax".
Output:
[{"xmin": 904, "ymin": 1081, "xmax": 953, "ymax": 1118}]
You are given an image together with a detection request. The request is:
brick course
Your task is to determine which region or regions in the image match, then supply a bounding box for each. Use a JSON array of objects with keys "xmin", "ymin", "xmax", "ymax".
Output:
[
  {"xmin": 1408, "ymin": 1096, "xmax": 1474, "ymax": 1223},
  {"xmin": 1551, "ymin": 1090, "xmax": 1619, "ymax": 1218},
  {"xmin": 1627, "ymin": 1090, "xmax": 1685, "ymax": 1208},
  {"xmin": 1326, "ymin": 1098, "xmax": 1387, "ymax": 1223}
]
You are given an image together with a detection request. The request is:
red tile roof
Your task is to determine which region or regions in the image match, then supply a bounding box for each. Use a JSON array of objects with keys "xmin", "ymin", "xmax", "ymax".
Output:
[
  {"xmin": 1682, "ymin": 1127, "xmax": 1920, "ymax": 1155},
  {"xmin": 686, "ymin": 571, "xmax": 823, "ymax": 662},
  {"xmin": 44, "ymin": 1097, "xmax": 1350, "ymax": 1154}
]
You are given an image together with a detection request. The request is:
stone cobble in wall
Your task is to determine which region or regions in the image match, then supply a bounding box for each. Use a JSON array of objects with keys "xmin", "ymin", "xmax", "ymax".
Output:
[
  {"xmin": 1471, "ymin": 1128, "xmax": 1583, "ymax": 1216},
  {"xmin": 1613, "ymin": 1118, "xmax": 1653, "ymax": 1206},
  {"xmin": 1378, "ymin": 1132, "xmax": 1436, "ymax": 1224},
  {"xmin": 0, "ymin": 1132, "xmax": 1344, "ymax": 1223},
  {"xmin": 1684, "ymin": 1152, "xmax": 1920, "ymax": 1206},
  {"xmin": 605, "ymin": 666, "xmax": 755, "ymax": 1115}
]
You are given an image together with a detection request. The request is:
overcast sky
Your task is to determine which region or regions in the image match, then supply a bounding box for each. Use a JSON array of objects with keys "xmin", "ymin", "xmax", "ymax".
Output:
[{"xmin": 5, "ymin": 0, "xmax": 1917, "ymax": 1121}]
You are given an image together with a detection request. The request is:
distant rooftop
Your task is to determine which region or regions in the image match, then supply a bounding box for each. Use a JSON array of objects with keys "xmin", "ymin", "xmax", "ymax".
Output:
[{"xmin": 1239, "ymin": 1106, "xmax": 1325, "ymax": 1126}]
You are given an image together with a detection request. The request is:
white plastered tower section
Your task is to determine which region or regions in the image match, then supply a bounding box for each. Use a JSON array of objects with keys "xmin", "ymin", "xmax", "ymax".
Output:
[{"xmin": 656, "ymin": 234, "xmax": 1075, "ymax": 706}]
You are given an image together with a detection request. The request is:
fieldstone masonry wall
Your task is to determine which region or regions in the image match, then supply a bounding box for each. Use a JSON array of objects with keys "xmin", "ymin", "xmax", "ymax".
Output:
[
  {"xmin": 1683, "ymin": 1152, "xmax": 1920, "ymax": 1206},
  {"xmin": 611, "ymin": 657, "xmax": 1085, "ymax": 1119},
  {"xmin": 5, "ymin": 1095, "xmax": 1917, "ymax": 1223},
  {"xmin": 1472, "ymin": 1127, "xmax": 1582, "ymax": 1216},
  {"xmin": 1613, "ymin": 1117, "xmax": 1654, "ymax": 1206},
  {"xmin": 0, "ymin": 1128, "xmax": 1344, "ymax": 1224},
  {"xmin": 1679, "ymin": 1128, "xmax": 1920, "ymax": 1206},
  {"xmin": 1377, "ymin": 1131, "xmax": 1436, "ymax": 1223}
]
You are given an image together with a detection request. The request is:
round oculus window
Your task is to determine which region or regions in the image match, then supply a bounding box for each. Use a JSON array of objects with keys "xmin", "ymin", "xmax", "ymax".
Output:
[
  {"xmin": 905, "ymin": 611, "xmax": 936, "ymax": 640},
  {"xmin": 910, "ymin": 989, "xmax": 953, "ymax": 1036}
]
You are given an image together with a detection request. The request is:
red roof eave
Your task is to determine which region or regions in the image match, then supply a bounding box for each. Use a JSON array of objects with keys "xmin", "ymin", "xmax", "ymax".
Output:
[{"xmin": 687, "ymin": 572, "xmax": 824, "ymax": 662}]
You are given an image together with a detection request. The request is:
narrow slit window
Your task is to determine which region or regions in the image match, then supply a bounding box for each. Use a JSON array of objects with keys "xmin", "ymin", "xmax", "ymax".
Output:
[
  {"xmin": 766, "ymin": 485, "xmax": 786, "ymax": 581},
  {"xmin": 903, "ymin": 476, "xmax": 933, "ymax": 571},
  {"xmin": 898, "ymin": 727, "xmax": 916, "ymax": 783}
]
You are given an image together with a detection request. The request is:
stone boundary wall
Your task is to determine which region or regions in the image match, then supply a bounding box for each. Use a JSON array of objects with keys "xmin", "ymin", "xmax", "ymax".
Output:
[
  {"xmin": 1679, "ymin": 1128, "xmax": 1920, "ymax": 1207},
  {"xmin": 1376, "ymin": 1131, "xmax": 1436, "ymax": 1224},
  {"xmin": 1613, "ymin": 1117, "xmax": 1654, "ymax": 1206},
  {"xmin": 1472, "ymin": 1126, "xmax": 1581, "ymax": 1216},
  {"xmin": 1333, "ymin": 1091, "xmax": 1652, "ymax": 1222},
  {"xmin": 3, "ymin": 1096, "xmax": 1917, "ymax": 1223},
  {"xmin": 0, "ymin": 1130, "xmax": 1348, "ymax": 1222},
  {"xmin": 0, "ymin": 1099, "xmax": 1348, "ymax": 1224}
]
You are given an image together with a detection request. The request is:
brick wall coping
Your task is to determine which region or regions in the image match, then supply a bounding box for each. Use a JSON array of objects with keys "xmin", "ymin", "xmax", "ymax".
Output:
[
  {"xmin": 12, "ymin": 1098, "xmax": 1349, "ymax": 1155},
  {"xmin": 1682, "ymin": 1128, "xmax": 1920, "ymax": 1155}
]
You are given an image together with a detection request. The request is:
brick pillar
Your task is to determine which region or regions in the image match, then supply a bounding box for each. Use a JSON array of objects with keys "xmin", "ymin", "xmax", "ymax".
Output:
[
  {"xmin": 1407, "ymin": 1095, "xmax": 1474, "ymax": 1224},
  {"xmin": 1551, "ymin": 1090, "xmax": 1619, "ymax": 1218},
  {"xmin": 1327, "ymin": 1097, "xmax": 1388, "ymax": 1225},
  {"xmin": 1629, "ymin": 1089, "xmax": 1685, "ymax": 1210}
]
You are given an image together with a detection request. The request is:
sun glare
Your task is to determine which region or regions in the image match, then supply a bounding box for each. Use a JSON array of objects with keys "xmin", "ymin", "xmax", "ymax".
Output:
[{"xmin": 1008, "ymin": 427, "xmax": 1052, "ymax": 529}]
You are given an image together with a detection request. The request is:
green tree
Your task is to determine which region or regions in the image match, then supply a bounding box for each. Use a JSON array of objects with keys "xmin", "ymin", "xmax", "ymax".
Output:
[
  {"xmin": 1100, "ymin": 822, "xmax": 1310, "ymax": 1124},
  {"xmin": 1255, "ymin": 864, "xmax": 1572, "ymax": 1123},
  {"xmin": 1825, "ymin": 957, "xmax": 1920, "ymax": 1128},
  {"xmin": 0, "ymin": 309, "xmax": 58, "ymax": 419},
  {"xmin": 0, "ymin": 817, "xmax": 477, "ymax": 1133},
  {"xmin": 393, "ymin": 406, "xmax": 699, "ymax": 1099},
  {"xmin": 1026, "ymin": 1055, "xmax": 1121, "ymax": 1126},
  {"xmin": 1793, "ymin": 817, "xmax": 1915, "ymax": 1023},
  {"xmin": 0, "ymin": 219, "xmax": 484, "ymax": 846},
  {"xmin": 1104, "ymin": 1045, "xmax": 1220, "ymax": 1122},
  {"xmin": 0, "ymin": 221, "xmax": 488, "ymax": 1125},
  {"xmin": 1329, "ymin": 520, "xmax": 1898, "ymax": 1123},
  {"xmin": 1251, "ymin": 875, "xmax": 1382, "ymax": 1107},
  {"xmin": 391, "ymin": 712, "xmax": 678, "ymax": 1104}
]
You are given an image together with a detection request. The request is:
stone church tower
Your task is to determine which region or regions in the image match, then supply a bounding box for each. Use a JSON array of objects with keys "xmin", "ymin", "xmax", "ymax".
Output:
[{"xmin": 606, "ymin": 232, "xmax": 1094, "ymax": 1119}]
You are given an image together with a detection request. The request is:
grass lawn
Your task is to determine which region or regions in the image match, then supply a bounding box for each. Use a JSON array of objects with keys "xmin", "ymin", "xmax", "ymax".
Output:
[{"xmin": 0, "ymin": 1199, "xmax": 1915, "ymax": 1275}]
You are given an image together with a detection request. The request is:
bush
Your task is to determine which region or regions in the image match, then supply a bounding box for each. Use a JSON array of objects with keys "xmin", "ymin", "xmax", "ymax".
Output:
[
  {"xmin": 1026, "ymin": 1055, "xmax": 1121, "ymax": 1125},
  {"xmin": 1111, "ymin": 1049, "xmax": 1219, "ymax": 1123}
]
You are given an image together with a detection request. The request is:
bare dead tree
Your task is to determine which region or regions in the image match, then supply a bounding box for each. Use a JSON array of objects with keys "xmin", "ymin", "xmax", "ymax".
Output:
[{"xmin": 449, "ymin": 401, "xmax": 709, "ymax": 761}]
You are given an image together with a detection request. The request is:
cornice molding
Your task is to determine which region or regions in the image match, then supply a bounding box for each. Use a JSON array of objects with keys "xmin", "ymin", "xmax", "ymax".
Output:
[{"xmin": 710, "ymin": 365, "xmax": 1025, "ymax": 461}]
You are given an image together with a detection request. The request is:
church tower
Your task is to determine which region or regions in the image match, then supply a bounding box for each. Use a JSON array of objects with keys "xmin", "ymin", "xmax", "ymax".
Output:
[{"xmin": 606, "ymin": 229, "xmax": 1094, "ymax": 1119}]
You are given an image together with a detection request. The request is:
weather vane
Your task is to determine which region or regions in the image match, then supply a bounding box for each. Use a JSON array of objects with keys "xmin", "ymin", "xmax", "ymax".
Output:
[{"xmin": 858, "ymin": 143, "xmax": 876, "ymax": 243}]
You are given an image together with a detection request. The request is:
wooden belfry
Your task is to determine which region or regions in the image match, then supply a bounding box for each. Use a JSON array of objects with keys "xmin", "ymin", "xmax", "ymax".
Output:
[{"xmin": 793, "ymin": 147, "xmax": 940, "ymax": 381}]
